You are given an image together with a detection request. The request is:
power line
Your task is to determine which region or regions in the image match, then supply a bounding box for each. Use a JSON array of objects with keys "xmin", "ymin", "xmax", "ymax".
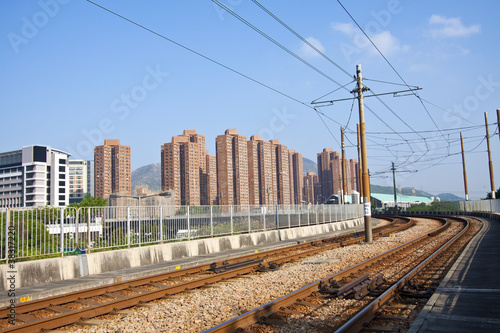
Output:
[
  {"xmin": 250, "ymin": 0, "xmax": 352, "ymax": 78},
  {"xmin": 336, "ymin": 0, "xmax": 449, "ymax": 144},
  {"xmin": 212, "ymin": 0, "xmax": 347, "ymax": 88}
]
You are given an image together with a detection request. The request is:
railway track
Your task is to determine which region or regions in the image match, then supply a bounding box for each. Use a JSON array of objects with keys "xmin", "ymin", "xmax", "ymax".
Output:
[
  {"xmin": 0, "ymin": 217, "xmax": 410, "ymax": 332},
  {"xmin": 205, "ymin": 216, "xmax": 479, "ymax": 332}
]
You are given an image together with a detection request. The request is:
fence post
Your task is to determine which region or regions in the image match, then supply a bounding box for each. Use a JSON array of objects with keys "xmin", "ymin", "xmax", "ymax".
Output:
[
  {"xmin": 187, "ymin": 206, "xmax": 191, "ymax": 240},
  {"xmin": 159, "ymin": 206, "xmax": 163, "ymax": 244},
  {"xmin": 230, "ymin": 206, "xmax": 233, "ymax": 235},
  {"xmin": 275, "ymin": 205, "xmax": 279, "ymax": 230},
  {"xmin": 307, "ymin": 204, "xmax": 311, "ymax": 225},
  {"xmin": 127, "ymin": 207, "xmax": 131, "ymax": 248},
  {"xmin": 210, "ymin": 205, "xmax": 213, "ymax": 237},
  {"xmin": 60, "ymin": 207, "xmax": 64, "ymax": 257},
  {"xmin": 298, "ymin": 205, "xmax": 301, "ymax": 227},
  {"xmin": 5, "ymin": 208, "xmax": 10, "ymax": 264},
  {"xmin": 288, "ymin": 205, "xmax": 291, "ymax": 228},
  {"xmin": 263, "ymin": 207, "xmax": 266, "ymax": 231},
  {"xmin": 74, "ymin": 208, "xmax": 78, "ymax": 249},
  {"xmin": 87, "ymin": 208, "xmax": 91, "ymax": 253},
  {"xmin": 248, "ymin": 205, "xmax": 251, "ymax": 233}
]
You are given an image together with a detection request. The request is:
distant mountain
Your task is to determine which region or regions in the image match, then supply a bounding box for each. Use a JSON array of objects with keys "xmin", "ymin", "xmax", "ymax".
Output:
[
  {"xmin": 132, "ymin": 158, "xmax": 318, "ymax": 193},
  {"xmin": 131, "ymin": 161, "xmax": 460, "ymax": 201},
  {"xmin": 436, "ymin": 193, "xmax": 462, "ymax": 201},
  {"xmin": 303, "ymin": 157, "xmax": 317, "ymax": 175},
  {"xmin": 131, "ymin": 163, "xmax": 161, "ymax": 194},
  {"xmin": 370, "ymin": 184, "xmax": 462, "ymax": 201}
]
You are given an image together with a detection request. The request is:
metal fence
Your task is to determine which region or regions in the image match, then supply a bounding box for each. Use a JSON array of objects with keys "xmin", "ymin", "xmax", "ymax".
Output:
[
  {"xmin": 459, "ymin": 199, "xmax": 500, "ymax": 213},
  {"xmin": 0, "ymin": 204, "xmax": 363, "ymax": 262}
]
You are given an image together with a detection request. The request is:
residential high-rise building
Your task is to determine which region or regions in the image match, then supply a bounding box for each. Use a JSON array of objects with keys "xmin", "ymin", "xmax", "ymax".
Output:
[
  {"xmin": 346, "ymin": 159, "xmax": 359, "ymax": 195},
  {"xmin": 68, "ymin": 160, "xmax": 94, "ymax": 203},
  {"xmin": 303, "ymin": 171, "xmax": 319, "ymax": 204},
  {"xmin": 0, "ymin": 145, "xmax": 70, "ymax": 208},
  {"xmin": 317, "ymin": 148, "xmax": 343, "ymax": 202},
  {"xmin": 289, "ymin": 150, "xmax": 304, "ymax": 204},
  {"xmin": 206, "ymin": 154, "xmax": 217, "ymax": 205},
  {"xmin": 270, "ymin": 140, "xmax": 290, "ymax": 205},
  {"xmin": 317, "ymin": 148, "xmax": 359, "ymax": 202},
  {"xmin": 247, "ymin": 135, "xmax": 275, "ymax": 205},
  {"xmin": 161, "ymin": 130, "xmax": 211, "ymax": 206},
  {"xmin": 216, "ymin": 129, "xmax": 249, "ymax": 206},
  {"xmin": 94, "ymin": 139, "xmax": 131, "ymax": 199},
  {"xmin": 247, "ymin": 137, "xmax": 260, "ymax": 205}
]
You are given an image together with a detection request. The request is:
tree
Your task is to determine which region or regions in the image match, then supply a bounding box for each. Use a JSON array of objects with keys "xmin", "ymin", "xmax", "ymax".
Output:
[
  {"xmin": 69, "ymin": 195, "xmax": 107, "ymax": 208},
  {"xmin": 484, "ymin": 187, "xmax": 500, "ymax": 200}
]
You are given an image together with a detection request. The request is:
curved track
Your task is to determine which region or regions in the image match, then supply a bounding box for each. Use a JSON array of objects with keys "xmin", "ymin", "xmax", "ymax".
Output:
[
  {"xmin": 0, "ymin": 217, "xmax": 411, "ymax": 332},
  {"xmin": 205, "ymin": 216, "xmax": 477, "ymax": 332}
]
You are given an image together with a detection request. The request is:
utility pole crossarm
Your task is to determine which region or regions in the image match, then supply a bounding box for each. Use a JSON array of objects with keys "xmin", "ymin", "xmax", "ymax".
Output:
[{"xmin": 311, "ymin": 87, "xmax": 422, "ymax": 107}]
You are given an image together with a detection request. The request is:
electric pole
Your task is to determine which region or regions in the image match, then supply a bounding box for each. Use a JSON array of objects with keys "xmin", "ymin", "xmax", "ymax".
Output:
[
  {"xmin": 357, "ymin": 123, "xmax": 363, "ymax": 202},
  {"xmin": 311, "ymin": 65, "xmax": 421, "ymax": 241},
  {"xmin": 392, "ymin": 162, "xmax": 398, "ymax": 215},
  {"xmin": 341, "ymin": 126, "xmax": 347, "ymax": 204},
  {"xmin": 485, "ymin": 112, "xmax": 495, "ymax": 199},
  {"xmin": 460, "ymin": 132, "xmax": 469, "ymax": 201},
  {"xmin": 497, "ymin": 109, "xmax": 500, "ymax": 145},
  {"xmin": 356, "ymin": 65, "xmax": 372, "ymax": 242}
]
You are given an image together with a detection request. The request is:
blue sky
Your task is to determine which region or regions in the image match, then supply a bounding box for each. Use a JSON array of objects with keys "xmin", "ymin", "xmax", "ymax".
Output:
[{"xmin": 1, "ymin": 0, "xmax": 499, "ymax": 199}]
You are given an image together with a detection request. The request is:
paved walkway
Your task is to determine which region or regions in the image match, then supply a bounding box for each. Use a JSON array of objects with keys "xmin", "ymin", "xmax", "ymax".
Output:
[{"xmin": 409, "ymin": 216, "xmax": 500, "ymax": 332}]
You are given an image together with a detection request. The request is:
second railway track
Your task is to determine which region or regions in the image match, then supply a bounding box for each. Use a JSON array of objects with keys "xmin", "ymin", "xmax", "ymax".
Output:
[
  {"xmin": 206, "ymin": 216, "xmax": 481, "ymax": 333},
  {"xmin": 0, "ymin": 217, "xmax": 410, "ymax": 332}
]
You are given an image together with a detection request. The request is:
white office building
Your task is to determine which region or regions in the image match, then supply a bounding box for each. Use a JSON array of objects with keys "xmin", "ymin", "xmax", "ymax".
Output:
[
  {"xmin": 69, "ymin": 160, "xmax": 94, "ymax": 204},
  {"xmin": 0, "ymin": 145, "xmax": 71, "ymax": 208}
]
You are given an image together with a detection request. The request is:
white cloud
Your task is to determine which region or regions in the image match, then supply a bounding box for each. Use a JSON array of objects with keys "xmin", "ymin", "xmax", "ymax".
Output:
[
  {"xmin": 429, "ymin": 15, "xmax": 481, "ymax": 38},
  {"xmin": 370, "ymin": 30, "xmax": 409, "ymax": 55},
  {"xmin": 331, "ymin": 22, "xmax": 357, "ymax": 36},
  {"xmin": 332, "ymin": 22, "xmax": 407, "ymax": 56},
  {"xmin": 300, "ymin": 37, "xmax": 325, "ymax": 58}
]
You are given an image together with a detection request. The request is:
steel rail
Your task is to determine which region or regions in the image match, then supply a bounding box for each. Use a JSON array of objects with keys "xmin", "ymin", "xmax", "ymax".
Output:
[
  {"xmin": 204, "ymin": 216, "xmax": 449, "ymax": 333},
  {"xmin": 1, "ymin": 263, "xmax": 264, "ymax": 332},
  {"xmin": 335, "ymin": 216, "xmax": 470, "ymax": 333},
  {"xmin": 0, "ymin": 217, "xmax": 408, "ymax": 332}
]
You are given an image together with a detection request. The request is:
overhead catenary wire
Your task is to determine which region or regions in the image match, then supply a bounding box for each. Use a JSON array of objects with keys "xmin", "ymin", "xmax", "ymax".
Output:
[
  {"xmin": 336, "ymin": 0, "xmax": 450, "ymax": 145},
  {"xmin": 87, "ymin": 0, "xmax": 491, "ymax": 185},
  {"xmin": 251, "ymin": 0, "xmax": 353, "ymax": 78},
  {"xmin": 86, "ymin": 0, "xmax": 346, "ymax": 149}
]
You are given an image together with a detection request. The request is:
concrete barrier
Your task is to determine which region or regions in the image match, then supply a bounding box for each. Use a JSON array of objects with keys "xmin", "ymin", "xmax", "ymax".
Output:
[{"xmin": 0, "ymin": 218, "xmax": 363, "ymax": 291}]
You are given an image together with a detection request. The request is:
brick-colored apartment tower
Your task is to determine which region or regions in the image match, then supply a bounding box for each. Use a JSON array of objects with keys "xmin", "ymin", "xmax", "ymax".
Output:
[
  {"xmin": 161, "ymin": 130, "xmax": 211, "ymax": 206},
  {"xmin": 289, "ymin": 150, "xmax": 304, "ymax": 204},
  {"xmin": 317, "ymin": 148, "xmax": 359, "ymax": 202},
  {"xmin": 346, "ymin": 159, "xmax": 359, "ymax": 195},
  {"xmin": 206, "ymin": 154, "xmax": 217, "ymax": 205},
  {"xmin": 317, "ymin": 148, "xmax": 342, "ymax": 203},
  {"xmin": 94, "ymin": 139, "xmax": 131, "ymax": 198},
  {"xmin": 270, "ymin": 140, "xmax": 290, "ymax": 205},
  {"xmin": 216, "ymin": 129, "xmax": 249, "ymax": 206},
  {"xmin": 303, "ymin": 171, "xmax": 318, "ymax": 204},
  {"xmin": 247, "ymin": 135, "xmax": 275, "ymax": 205}
]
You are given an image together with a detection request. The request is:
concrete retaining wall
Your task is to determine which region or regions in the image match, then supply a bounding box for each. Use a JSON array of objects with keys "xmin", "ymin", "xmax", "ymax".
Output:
[{"xmin": 0, "ymin": 218, "xmax": 363, "ymax": 291}]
